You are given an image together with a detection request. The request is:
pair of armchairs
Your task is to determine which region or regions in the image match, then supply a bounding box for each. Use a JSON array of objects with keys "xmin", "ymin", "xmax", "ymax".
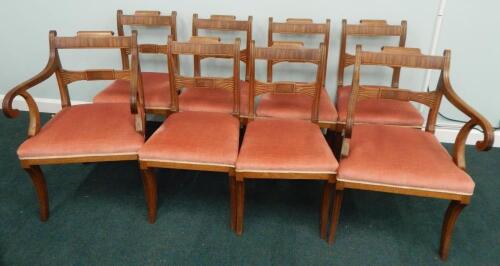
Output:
[{"xmin": 3, "ymin": 11, "xmax": 494, "ymax": 261}]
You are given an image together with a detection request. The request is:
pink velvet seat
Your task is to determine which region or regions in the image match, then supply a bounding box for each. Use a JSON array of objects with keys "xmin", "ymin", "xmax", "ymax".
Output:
[
  {"xmin": 236, "ymin": 119, "xmax": 338, "ymax": 174},
  {"xmin": 93, "ymin": 72, "xmax": 171, "ymax": 111},
  {"xmin": 336, "ymin": 86, "xmax": 424, "ymax": 126},
  {"xmin": 17, "ymin": 103, "xmax": 144, "ymax": 160},
  {"xmin": 139, "ymin": 111, "xmax": 240, "ymax": 167},
  {"xmin": 338, "ymin": 124, "xmax": 475, "ymax": 195},
  {"xmin": 256, "ymin": 88, "xmax": 338, "ymax": 124},
  {"xmin": 179, "ymin": 81, "xmax": 249, "ymax": 117}
]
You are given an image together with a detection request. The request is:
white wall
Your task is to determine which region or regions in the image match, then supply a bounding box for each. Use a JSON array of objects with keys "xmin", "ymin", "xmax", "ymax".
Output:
[{"xmin": 0, "ymin": 0, "xmax": 498, "ymax": 127}]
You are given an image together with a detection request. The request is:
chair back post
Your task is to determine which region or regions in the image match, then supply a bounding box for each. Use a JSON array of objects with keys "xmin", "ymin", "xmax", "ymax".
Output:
[
  {"xmin": 167, "ymin": 35, "xmax": 179, "ymax": 111},
  {"xmin": 129, "ymin": 30, "xmax": 145, "ymax": 134},
  {"xmin": 50, "ymin": 31, "xmax": 71, "ymax": 109}
]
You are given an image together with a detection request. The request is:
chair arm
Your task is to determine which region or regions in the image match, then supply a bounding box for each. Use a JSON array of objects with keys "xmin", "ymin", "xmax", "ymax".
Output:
[
  {"xmin": 443, "ymin": 81, "xmax": 494, "ymax": 170},
  {"xmin": 2, "ymin": 62, "xmax": 56, "ymax": 137}
]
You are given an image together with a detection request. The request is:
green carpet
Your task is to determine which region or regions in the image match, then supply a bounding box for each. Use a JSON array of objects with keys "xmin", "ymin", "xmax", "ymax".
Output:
[{"xmin": 1, "ymin": 112, "xmax": 499, "ymax": 265}]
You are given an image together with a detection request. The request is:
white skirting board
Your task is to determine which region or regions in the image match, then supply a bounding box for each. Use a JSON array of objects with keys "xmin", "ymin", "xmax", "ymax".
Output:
[{"xmin": 1, "ymin": 94, "xmax": 499, "ymax": 147}]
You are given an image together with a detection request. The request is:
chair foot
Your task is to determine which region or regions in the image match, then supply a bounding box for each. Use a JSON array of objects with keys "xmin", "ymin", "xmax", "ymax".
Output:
[
  {"xmin": 141, "ymin": 168, "xmax": 158, "ymax": 224},
  {"xmin": 328, "ymin": 188, "xmax": 344, "ymax": 244},
  {"xmin": 23, "ymin": 165, "xmax": 49, "ymax": 221},
  {"xmin": 235, "ymin": 179, "xmax": 245, "ymax": 235},
  {"xmin": 320, "ymin": 181, "xmax": 333, "ymax": 240},
  {"xmin": 229, "ymin": 174, "xmax": 237, "ymax": 231},
  {"xmin": 439, "ymin": 200, "xmax": 466, "ymax": 261}
]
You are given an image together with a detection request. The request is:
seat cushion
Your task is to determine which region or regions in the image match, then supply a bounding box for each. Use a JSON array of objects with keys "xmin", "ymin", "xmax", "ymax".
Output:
[
  {"xmin": 17, "ymin": 103, "xmax": 144, "ymax": 159},
  {"xmin": 338, "ymin": 124, "xmax": 475, "ymax": 195},
  {"xmin": 336, "ymin": 86, "xmax": 424, "ymax": 126},
  {"xmin": 139, "ymin": 111, "xmax": 240, "ymax": 167},
  {"xmin": 256, "ymin": 88, "xmax": 338, "ymax": 124},
  {"xmin": 236, "ymin": 119, "xmax": 338, "ymax": 174},
  {"xmin": 178, "ymin": 81, "xmax": 249, "ymax": 116},
  {"xmin": 93, "ymin": 72, "xmax": 171, "ymax": 110}
]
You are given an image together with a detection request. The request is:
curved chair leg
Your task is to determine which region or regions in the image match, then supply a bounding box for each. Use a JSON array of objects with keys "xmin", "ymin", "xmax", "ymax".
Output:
[
  {"xmin": 141, "ymin": 168, "xmax": 158, "ymax": 224},
  {"xmin": 320, "ymin": 181, "xmax": 333, "ymax": 240},
  {"xmin": 439, "ymin": 200, "xmax": 466, "ymax": 261},
  {"xmin": 328, "ymin": 188, "xmax": 344, "ymax": 244},
  {"xmin": 235, "ymin": 179, "xmax": 245, "ymax": 235},
  {"xmin": 228, "ymin": 173, "xmax": 237, "ymax": 231},
  {"xmin": 23, "ymin": 165, "xmax": 49, "ymax": 221}
]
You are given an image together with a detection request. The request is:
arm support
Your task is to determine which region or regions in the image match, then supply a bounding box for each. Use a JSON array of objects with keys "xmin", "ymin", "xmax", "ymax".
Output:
[
  {"xmin": 2, "ymin": 61, "xmax": 56, "ymax": 137},
  {"xmin": 443, "ymin": 79, "xmax": 494, "ymax": 170}
]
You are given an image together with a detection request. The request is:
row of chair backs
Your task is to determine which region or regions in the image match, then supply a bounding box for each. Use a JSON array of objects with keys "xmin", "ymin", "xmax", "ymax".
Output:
[{"xmin": 337, "ymin": 19, "xmax": 407, "ymax": 89}]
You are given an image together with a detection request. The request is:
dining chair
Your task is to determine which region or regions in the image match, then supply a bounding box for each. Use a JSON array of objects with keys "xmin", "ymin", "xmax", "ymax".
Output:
[
  {"xmin": 138, "ymin": 37, "xmax": 242, "ymax": 227},
  {"xmin": 328, "ymin": 45, "xmax": 494, "ymax": 260},
  {"xmin": 2, "ymin": 31, "xmax": 145, "ymax": 221},
  {"xmin": 178, "ymin": 14, "xmax": 252, "ymax": 119},
  {"xmin": 336, "ymin": 19, "xmax": 423, "ymax": 128},
  {"xmin": 234, "ymin": 41, "xmax": 338, "ymax": 239},
  {"xmin": 256, "ymin": 17, "xmax": 338, "ymax": 128},
  {"xmin": 94, "ymin": 10, "xmax": 177, "ymax": 115}
]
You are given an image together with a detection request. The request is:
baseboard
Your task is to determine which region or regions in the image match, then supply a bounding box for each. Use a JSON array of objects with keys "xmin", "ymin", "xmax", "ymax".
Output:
[{"xmin": 1, "ymin": 94, "xmax": 498, "ymax": 147}]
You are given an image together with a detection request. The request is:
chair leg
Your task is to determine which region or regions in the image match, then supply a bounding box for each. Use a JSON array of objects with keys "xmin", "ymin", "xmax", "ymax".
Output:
[
  {"xmin": 228, "ymin": 174, "xmax": 237, "ymax": 231},
  {"xmin": 439, "ymin": 200, "xmax": 466, "ymax": 261},
  {"xmin": 23, "ymin": 165, "xmax": 49, "ymax": 221},
  {"xmin": 320, "ymin": 181, "xmax": 333, "ymax": 240},
  {"xmin": 235, "ymin": 179, "xmax": 245, "ymax": 235},
  {"xmin": 140, "ymin": 168, "xmax": 158, "ymax": 224},
  {"xmin": 328, "ymin": 188, "xmax": 344, "ymax": 244}
]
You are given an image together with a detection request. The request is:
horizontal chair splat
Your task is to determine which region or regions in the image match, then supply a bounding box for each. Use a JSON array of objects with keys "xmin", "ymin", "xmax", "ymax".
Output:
[
  {"xmin": 59, "ymin": 69, "xmax": 130, "ymax": 85},
  {"xmin": 254, "ymin": 47, "xmax": 321, "ymax": 61},
  {"xmin": 170, "ymin": 42, "xmax": 236, "ymax": 56},
  {"xmin": 357, "ymin": 86, "xmax": 440, "ymax": 107},
  {"xmin": 194, "ymin": 19, "xmax": 250, "ymax": 31},
  {"xmin": 254, "ymin": 81, "xmax": 316, "ymax": 97},
  {"xmin": 271, "ymin": 22, "xmax": 328, "ymax": 34},
  {"xmin": 360, "ymin": 51, "xmax": 445, "ymax": 69},
  {"xmin": 121, "ymin": 15, "xmax": 173, "ymax": 26},
  {"xmin": 54, "ymin": 36, "xmax": 133, "ymax": 49},
  {"xmin": 175, "ymin": 76, "xmax": 235, "ymax": 92}
]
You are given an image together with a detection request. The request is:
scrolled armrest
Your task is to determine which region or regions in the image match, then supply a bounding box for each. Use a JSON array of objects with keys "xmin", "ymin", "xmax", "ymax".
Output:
[
  {"xmin": 2, "ymin": 61, "xmax": 55, "ymax": 137},
  {"xmin": 443, "ymin": 80, "xmax": 494, "ymax": 169}
]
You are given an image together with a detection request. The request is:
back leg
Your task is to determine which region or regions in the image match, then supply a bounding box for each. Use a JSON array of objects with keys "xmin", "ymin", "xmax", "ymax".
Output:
[{"xmin": 23, "ymin": 165, "xmax": 49, "ymax": 221}]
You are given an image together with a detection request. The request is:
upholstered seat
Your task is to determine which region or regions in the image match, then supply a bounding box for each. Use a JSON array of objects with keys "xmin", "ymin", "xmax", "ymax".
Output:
[
  {"xmin": 336, "ymin": 86, "xmax": 424, "ymax": 126},
  {"xmin": 256, "ymin": 88, "xmax": 338, "ymax": 124},
  {"xmin": 139, "ymin": 111, "xmax": 240, "ymax": 167},
  {"xmin": 236, "ymin": 119, "xmax": 338, "ymax": 173},
  {"xmin": 178, "ymin": 81, "xmax": 249, "ymax": 116},
  {"xmin": 93, "ymin": 72, "xmax": 171, "ymax": 110},
  {"xmin": 17, "ymin": 103, "xmax": 144, "ymax": 159},
  {"xmin": 338, "ymin": 124, "xmax": 475, "ymax": 195}
]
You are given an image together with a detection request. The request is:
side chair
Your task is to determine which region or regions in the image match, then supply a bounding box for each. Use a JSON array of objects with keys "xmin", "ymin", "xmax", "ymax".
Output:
[
  {"xmin": 177, "ymin": 14, "xmax": 252, "ymax": 120},
  {"xmin": 328, "ymin": 45, "xmax": 495, "ymax": 260},
  {"xmin": 94, "ymin": 10, "xmax": 177, "ymax": 115},
  {"xmin": 256, "ymin": 17, "xmax": 338, "ymax": 128},
  {"xmin": 2, "ymin": 30, "xmax": 145, "ymax": 221},
  {"xmin": 234, "ymin": 41, "xmax": 338, "ymax": 239},
  {"xmin": 138, "ymin": 37, "xmax": 242, "ymax": 229},
  {"xmin": 335, "ymin": 19, "xmax": 423, "ymax": 128}
]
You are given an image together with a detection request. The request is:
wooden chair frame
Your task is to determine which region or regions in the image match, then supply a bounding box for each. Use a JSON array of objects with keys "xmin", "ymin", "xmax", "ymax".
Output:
[
  {"xmin": 328, "ymin": 45, "xmax": 494, "ymax": 260},
  {"xmin": 139, "ymin": 38, "xmax": 241, "ymax": 224},
  {"xmin": 267, "ymin": 17, "xmax": 331, "ymax": 87},
  {"xmin": 117, "ymin": 10, "xmax": 177, "ymax": 115},
  {"xmin": 192, "ymin": 14, "xmax": 252, "ymax": 81},
  {"xmin": 234, "ymin": 41, "xmax": 336, "ymax": 239},
  {"xmin": 2, "ymin": 30, "xmax": 144, "ymax": 221}
]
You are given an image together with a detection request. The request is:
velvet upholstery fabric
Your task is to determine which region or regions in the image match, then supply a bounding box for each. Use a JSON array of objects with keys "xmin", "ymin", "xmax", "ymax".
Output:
[
  {"xmin": 94, "ymin": 72, "xmax": 171, "ymax": 109},
  {"xmin": 236, "ymin": 119, "xmax": 338, "ymax": 173},
  {"xmin": 336, "ymin": 85, "xmax": 424, "ymax": 126},
  {"xmin": 256, "ymin": 88, "xmax": 338, "ymax": 123},
  {"xmin": 178, "ymin": 81, "xmax": 249, "ymax": 116},
  {"xmin": 338, "ymin": 124, "xmax": 475, "ymax": 195},
  {"xmin": 139, "ymin": 111, "xmax": 240, "ymax": 167},
  {"xmin": 17, "ymin": 103, "xmax": 144, "ymax": 159}
]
